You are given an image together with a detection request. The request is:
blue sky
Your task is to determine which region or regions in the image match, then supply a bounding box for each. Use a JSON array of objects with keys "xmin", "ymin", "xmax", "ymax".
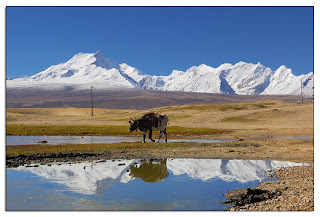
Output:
[{"xmin": 6, "ymin": 6, "xmax": 314, "ymax": 78}]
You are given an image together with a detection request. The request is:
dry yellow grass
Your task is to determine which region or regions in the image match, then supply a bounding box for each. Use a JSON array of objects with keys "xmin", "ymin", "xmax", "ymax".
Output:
[{"xmin": 6, "ymin": 100, "xmax": 313, "ymax": 139}]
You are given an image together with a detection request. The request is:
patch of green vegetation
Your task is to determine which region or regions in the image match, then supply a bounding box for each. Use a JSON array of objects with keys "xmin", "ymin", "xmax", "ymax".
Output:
[
  {"xmin": 216, "ymin": 103, "xmax": 268, "ymax": 111},
  {"xmin": 6, "ymin": 141, "xmax": 195, "ymax": 156},
  {"xmin": 6, "ymin": 125, "xmax": 136, "ymax": 136},
  {"xmin": 222, "ymin": 116, "xmax": 256, "ymax": 123},
  {"xmin": 6, "ymin": 124, "xmax": 233, "ymax": 136},
  {"xmin": 10, "ymin": 110, "xmax": 50, "ymax": 116},
  {"xmin": 6, "ymin": 117, "xmax": 17, "ymax": 122},
  {"xmin": 162, "ymin": 102, "xmax": 272, "ymax": 112}
]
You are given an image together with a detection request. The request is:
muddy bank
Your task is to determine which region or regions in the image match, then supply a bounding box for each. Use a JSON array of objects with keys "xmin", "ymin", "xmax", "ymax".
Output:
[
  {"xmin": 223, "ymin": 165, "xmax": 314, "ymax": 211},
  {"xmin": 6, "ymin": 139, "xmax": 313, "ymax": 167}
]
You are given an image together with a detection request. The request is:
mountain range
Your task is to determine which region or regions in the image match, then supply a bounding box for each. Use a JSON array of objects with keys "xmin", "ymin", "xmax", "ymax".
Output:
[{"xmin": 7, "ymin": 51, "xmax": 314, "ymax": 98}]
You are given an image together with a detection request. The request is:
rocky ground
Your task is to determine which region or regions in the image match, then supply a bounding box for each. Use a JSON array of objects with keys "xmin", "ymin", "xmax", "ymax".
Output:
[{"xmin": 223, "ymin": 165, "xmax": 314, "ymax": 211}]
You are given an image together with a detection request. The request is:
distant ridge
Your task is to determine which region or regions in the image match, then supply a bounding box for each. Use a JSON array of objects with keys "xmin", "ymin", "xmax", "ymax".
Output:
[{"xmin": 7, "ymin": 51, "xmax": 314, "ymax": 98}]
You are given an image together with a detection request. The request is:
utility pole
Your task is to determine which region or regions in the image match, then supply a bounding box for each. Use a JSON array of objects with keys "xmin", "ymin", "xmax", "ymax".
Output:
[
  {"xmin": 91, "ymin": 85, "xmax": 94, "ymax": 116},
  {"xmin": 301, "ymin": 79, "xmax": 303, "ymax": 104}
]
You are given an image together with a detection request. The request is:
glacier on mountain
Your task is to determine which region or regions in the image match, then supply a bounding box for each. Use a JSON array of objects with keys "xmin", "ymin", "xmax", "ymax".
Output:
[{"xmin": 7, "ymin": 51, "xmax": 314, "ymax": 98}]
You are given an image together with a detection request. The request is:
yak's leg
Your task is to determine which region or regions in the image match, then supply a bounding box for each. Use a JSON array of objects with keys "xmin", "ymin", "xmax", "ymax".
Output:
[
  {"xmin": 157, "ymin": 131, "xmax": 163, "ymax": 143},
  {"xmin": 142, "ymin": 130, "xmax": 147, "ymax": 143},
  {"xmin": 149, "ymin": 129, "xmax": 155, "ymax": 142},
  {"xmin": 164, "ymin": 128, "xmax": 167, "ymax": 143}
]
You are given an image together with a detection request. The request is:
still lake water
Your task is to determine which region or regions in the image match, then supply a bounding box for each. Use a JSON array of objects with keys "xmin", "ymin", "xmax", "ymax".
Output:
[
  {"xmin": 6, "ymin": 158, "xmax": 307, "ymax": 211},
  {"xmin": 6, "ymin": 136, "xmax": 232, "ymax": 146},
  {"xmin": 6, "ymin": 135, "xmax": 313, "ymax": 146}
]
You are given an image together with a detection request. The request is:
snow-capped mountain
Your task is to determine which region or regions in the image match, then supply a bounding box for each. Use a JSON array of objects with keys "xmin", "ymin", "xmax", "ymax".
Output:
[
  {"xmin": 9, "ymin": 51, "xmax": 137, "ymax": 90},
  {"xmin": 221, "ymin": 62, "xmax": 274, "ymax": 95},
  {"xmin": 161, "ymin": 64, "xmax": 235, "ymax": 94},
  {"xmin": 7, "ymin": 51, "xmax": 314, "ymax": 98},
  {"xmin": 261, "ymin": 65, "xmax": 314, "ymax": 97},
  {"xmin": 119, "ymin": 63, "xmax": 165, "ymax": 89}
]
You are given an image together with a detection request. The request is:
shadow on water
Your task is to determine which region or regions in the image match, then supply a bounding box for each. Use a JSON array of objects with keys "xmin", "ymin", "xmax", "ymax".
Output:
[{"xmin": 6, "ymin": 158, "xmax": 307, "ymax": 211}]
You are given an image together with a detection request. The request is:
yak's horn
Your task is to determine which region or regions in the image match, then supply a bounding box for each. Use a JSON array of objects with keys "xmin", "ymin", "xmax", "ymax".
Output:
[{"xmin": 130, "ymin": 117, "xmax": 134, "ymax": 121}]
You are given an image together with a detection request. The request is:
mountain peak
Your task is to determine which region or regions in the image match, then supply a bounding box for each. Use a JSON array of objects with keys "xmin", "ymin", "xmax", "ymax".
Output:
[
  {"xmin": 197, "ymin": 64, "xmax": 215, "ymax": 72},
  {"xmin": 198, "ymin": 63, "xmax": 208, "ymax": 67},
  {"xmin": 274, "ymin": 65, "xmax": 293, "ymax": 77},
  {"xmin": 236, "ymin": 61, "xmax": 247, "ymax": 64},
  {"xmin": 90, "ymin": 51, "xmax": 119, "ymax": 70},
  {"xmin": 93, "ymin": 50, "xmax": 106, "ymax": 59},
  {"xmin": 95, "ymin": 50, "xmax": 103, "ymax": 55},
  {"xmin": 276, "ymin": 65, "xmax": 289, "ymax": 71}
]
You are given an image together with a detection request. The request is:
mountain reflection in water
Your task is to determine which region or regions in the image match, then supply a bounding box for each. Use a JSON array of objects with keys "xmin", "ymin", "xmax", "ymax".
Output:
[{"xmin": 8, "ymin": 158, "xmax": 306, "ymax": 196}]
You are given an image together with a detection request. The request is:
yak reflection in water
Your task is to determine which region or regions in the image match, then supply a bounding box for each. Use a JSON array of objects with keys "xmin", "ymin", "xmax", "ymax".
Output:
[{"xmin": 129, "ymin": 159, "xmax": 169, "ymax": 183}]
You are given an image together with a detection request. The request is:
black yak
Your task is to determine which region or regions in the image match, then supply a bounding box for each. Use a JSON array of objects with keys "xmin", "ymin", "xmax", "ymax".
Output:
[{"xmin": 129, "ymin": 113, "xmax": 169, "ymax": 143}]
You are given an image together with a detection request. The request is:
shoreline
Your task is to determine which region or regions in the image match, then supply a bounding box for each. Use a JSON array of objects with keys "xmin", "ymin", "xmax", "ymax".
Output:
[
  {"xmin": 6, "ymin": 139, "xmax": 314, "ymax": 167},
  {"xmin": 223, "ymin": 165, "xmax": 314, "ymax": 211}
]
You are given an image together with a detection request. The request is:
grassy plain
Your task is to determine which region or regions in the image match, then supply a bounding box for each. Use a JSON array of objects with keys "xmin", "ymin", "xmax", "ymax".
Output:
[{"xmin": 6, "ymin": 100, "xmax": 314, "ymax": 139}]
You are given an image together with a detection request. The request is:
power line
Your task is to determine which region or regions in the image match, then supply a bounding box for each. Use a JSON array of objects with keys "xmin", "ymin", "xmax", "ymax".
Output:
[
  {"xmin": 91, "ymin": 85, "xmax": 94, "ymax": 116},
  {"xmin": 301, "ymin": 79, "xmax": 303, "ymax": 104}
]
